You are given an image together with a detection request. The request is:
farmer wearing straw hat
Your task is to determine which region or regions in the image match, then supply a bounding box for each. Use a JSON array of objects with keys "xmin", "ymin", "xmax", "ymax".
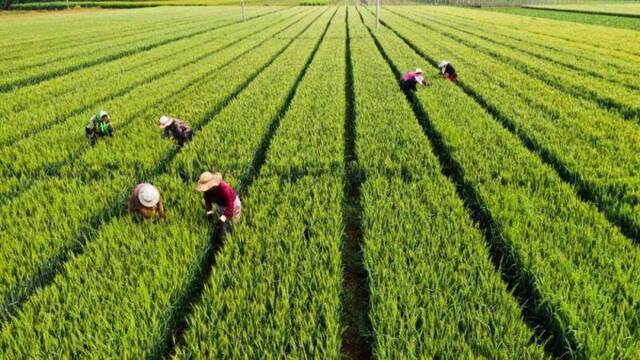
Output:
[
  {"xmin": 128, "ymin": 183, "xmax": 165, "ymax": 221},
  {"xmin": 196, "ymin": 172, "xmax": 242, "ymax": 228},
  {"xmin": 400, "ymin": 68, "xmax": 426, "ymax": 92},
  {"xmin": 85, "ymin": 110, "xmax": 114, "ymax": 146},
  {"xmin": 438, "ymin": 61, "xmax": 458, "ymax": 82},
  {"xmin": 158, "ymin": 115, "xmax": 193, "ymax": 147}
]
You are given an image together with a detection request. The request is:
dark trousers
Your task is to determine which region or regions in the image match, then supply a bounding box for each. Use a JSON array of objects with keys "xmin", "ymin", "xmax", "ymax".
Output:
[
  {"xmin": 176, "ymin": 130, "xmax": 193, "ymax": 147},
  {"xmin": 400, "ymin": 78, "xmax": 416, "ymax": 92}
]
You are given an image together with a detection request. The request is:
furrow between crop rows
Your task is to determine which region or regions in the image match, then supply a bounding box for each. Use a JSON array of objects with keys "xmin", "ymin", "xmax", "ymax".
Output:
[
  {"xmin": 162, "ymin": 9, "xmax": 337, "ymax": 359},
  {"xmin": 2, "ymin": 15, "xmax": 205, "ymax": 74},
  {"xmin": 0, "ymin": 8, "xmax": 308, "ymax": 148},
  {"xmin": 362, "ymin": 8, "xmax": 640, "ymax": 357},
  {"xmin": 0, "ymin": 10, "xmax": 314, "ymax": 208},
  {"xmin": 387, "ymin": 9, "xmax": 640, "ymax": 122},
  {"xmin": 0, "ymin": 8, "xmax": 337, "ymax": 358},
  {"xmin": 0, "ymin": 9, "xmax": 327, "ymax": 329},
  {"xmin": 426, "ymin": 7, "xmax": 640, "ymax": 74},
  {"xmin": 0, "ymin": 7, "xmax": 213, "ymax": 50},
  {"xmin": 353, "ymin": 7, "xmax": 548, "ymax": 358},
  {"xmin": 433, "ymin": 6, "xmax": 640, "ymax": 58},
  {"xmin": 379, "ymin": 8, "xmax": 640, "ymax": 243},
  {"xmin": 0, "ymin": 11, "xmax": 218, "ymax": 73},
  {"xmin": 339, "ymin": 7, "xmax": 372, "ymax": 360},
  {"xmin": 173, "ymin": 8, "xmax": 345, "ymax": 358},
  {"xmin": 0, "ymin": 7, "xmax": 284, "ymax": 93},
  {"xmin": 407, "ymin": 9, "xmax": 640, "ymax": 90},
  {"xmin": 522, "ymin": 6, "xmax": 640, "ymax": 19}
]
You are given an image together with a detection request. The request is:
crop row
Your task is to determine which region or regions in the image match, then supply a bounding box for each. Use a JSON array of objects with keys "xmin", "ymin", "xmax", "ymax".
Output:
[
  {"xmin": 349, "ymin": 8, "xmax": 545, "ymax": 358},
  {"xmin": 173, "ymin": 8, "xmax": 345, "ymax": 358},
  {"xmin": 0, "ymin": 6, "xmax": 221, "ymax": 49},
  {"xmin": 429, "ymin": 6, "xmax": 640, "ymax": 57},
  {"xmin": 0, "ymin": 9, "xmax": 327, "ymax": 324},
  {"xmin": 445, "ymin": 7, "xmax": 640, "ymax": 75},
  {"xmin": 363, "ymin": 8, "xmax": 640, "ymax": 357},
  {"xmin": 0, "ymin": 7, "xmax": 262, "ymax": 60},
  {"xmin": 0, "ymin": 8, "xmax": 307, "ymax": 145},
  {"xmin": 430, "ymin": 7, "xmax": 640, "ymax": 69},
  {"xmin": 409, "ymin": 9, "xmax": 640, "ymax": 91},
  {"xmin": 0, "ymin": 7, "xmax": 278, "ymax": 93},
  {"xmin": 491, "ymin": 7, "xmax": 640, "ymax": 31},
  {"xmin": 0, "ymin": 9, "xmax": 336, "ymax": 358},
  {"xmin": 0, "ymin": 10, "xmax": 218, "ymax": 74},
  {"xmin": 0, "ymin": 8, "xmax": 311, "ymax": 193},
  {"xmin": 381, "ymin": 8, "xmax": 640, "ymax": 242},
  {"xmin": 0, "ymin": 10, "xmax": 218, "ymax": 76},
  {"xmin": 404, "ymin": 9, "xmax": 640, "ymax": 119},
  {"xmin": 525, "ymin": 4, "xmax": 640, "ymax": 17},
  {"xmin": 0, "ymin": 11, "xmax": 307, "ymax": 202}
]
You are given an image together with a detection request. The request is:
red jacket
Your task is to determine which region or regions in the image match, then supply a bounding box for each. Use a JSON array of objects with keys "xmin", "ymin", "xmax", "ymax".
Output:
[{"xmin": 203, "ymin": 181, "xmax": 237, "ymax": 218}]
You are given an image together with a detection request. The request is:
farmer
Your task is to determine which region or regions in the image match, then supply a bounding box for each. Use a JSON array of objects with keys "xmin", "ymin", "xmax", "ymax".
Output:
[
  {"xmin": 158, "ymin": 115, "xmax": 193, "ymax": 147},
  {"xmin": 196, "ymin": 171, "xmax": 242, "ymax": 231},
  {"xmin": 85, "ymin": 110, "xmax": 114, "ymax": 146},
  {"xmin": 400, "ymin": 68, "xmax": 426, "ymax": 92},
  {"xmin": 128, "ymin": 183, "xmax": 165, "ymax": 221},
  {"xmin": 438, "ymin": 61, "xmax": 458, "ymax": 82}
]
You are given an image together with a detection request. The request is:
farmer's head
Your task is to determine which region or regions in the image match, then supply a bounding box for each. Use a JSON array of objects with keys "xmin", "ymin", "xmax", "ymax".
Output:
[{"xmin": 97, "ymin": 111, "xmax": 109, "ymax": 122}]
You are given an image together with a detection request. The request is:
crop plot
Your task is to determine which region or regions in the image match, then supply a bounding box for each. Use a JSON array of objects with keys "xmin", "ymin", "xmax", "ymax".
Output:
[{"xmin": 1, "ymin": 4, "xmax": 639, "ymax": 358}]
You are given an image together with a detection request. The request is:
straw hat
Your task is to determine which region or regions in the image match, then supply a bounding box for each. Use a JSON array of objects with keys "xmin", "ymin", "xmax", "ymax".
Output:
[
  {"xmin": 415, "ymin": 68, "xmax": 423, "ymax": 74},
  {"xmin": 138, "ymin": 184, "xmax": 160, "ymax": 208},
  {"xmin": 158, "ymin": 115, "xmax": 174, "ymax": 129},
  {"xmin": 196, "ymin": 171, "xmax": 222, "ymax": 192},
  {"xmin": 438, "ymin": 61, "xmax": 449, "ymax": 69}
]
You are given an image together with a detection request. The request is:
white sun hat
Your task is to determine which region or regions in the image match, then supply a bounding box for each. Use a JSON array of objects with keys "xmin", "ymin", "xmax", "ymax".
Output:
[
  {"xmin": 415, "ymin": 68, "xmax": 423, "ymax": 74},
  {"xmin": 196, "ymin": 171, "xmax": 223, "ymax": 192},
  {"xmin": 438, "ymin": 60, "xmax": 449, "ymax": 68},
  {"xmin": 139, "ymin": 184, "xmax": 160, "ymax": 208},
  {"xmin": 158, "ymin": 115, "xmax": 174, "ymax": 129}
]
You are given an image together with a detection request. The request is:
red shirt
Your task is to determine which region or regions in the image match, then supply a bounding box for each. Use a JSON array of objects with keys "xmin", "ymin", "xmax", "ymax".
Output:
[
  {"xmin": 203, "ymin": 181, "xmax": 237, "ymax": 218},
  {"xmin": 401, "ymin": 72, "xmax": 423, "ymax": 83}
]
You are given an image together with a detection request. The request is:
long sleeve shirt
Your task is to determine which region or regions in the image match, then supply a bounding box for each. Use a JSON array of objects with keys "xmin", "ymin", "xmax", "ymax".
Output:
[
  {"xmin": 400, "ymin": 72, "xmax": 424, "ymax": 90},
  {"xmin": 162, "ymin": 118, "xmax": 192, "ymax": 143},
  {"xmin": 203, "ymin": 181, "xmax": 237, "ymax": 219},
  {"xmin": 86, "ymin": 116, "xmax": 114, "ymax": 137},
  {"xmin": 442, "ymin": 64, "xmax": 457, "ymax": 80},
  {"xmin": 128, "ymin": 183, "xmax": 165, "ymax": 219}
]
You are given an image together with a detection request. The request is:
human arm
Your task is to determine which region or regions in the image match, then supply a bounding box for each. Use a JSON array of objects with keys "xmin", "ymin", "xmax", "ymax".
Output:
[
  {"xmin": 107, "ymin": 122, "xmax": 114, "ymax": 137},
  {"xmin": 204, "ymin": 192, "xmax": 214, "ymax": 216}
]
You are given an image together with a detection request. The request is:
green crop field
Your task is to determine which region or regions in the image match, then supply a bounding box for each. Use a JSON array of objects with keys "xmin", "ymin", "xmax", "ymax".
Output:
[
  {"xmin": 493, "ymin": 6, "xmax": 640, "ymax": 30},
  {"xmin": 526, "ymin": 3, "xmax": 640, "ymax": 16},
  {"xmin": 1, "ymin": 4, "xmax": 639, "ymax": 358}
]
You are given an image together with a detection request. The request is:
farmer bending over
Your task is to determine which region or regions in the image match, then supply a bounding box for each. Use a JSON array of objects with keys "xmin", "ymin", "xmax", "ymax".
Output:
[
  {"xmin": 400, "ymin": 68, "xmax": 426, "ymax": 92},
  {"xmin": 438, "ymin": 61, "xmax": 457, "ymax": 82},
  {"xmin": 85, "ymin": 110, "xmax": 114, "ymax": 146},
  {"xmin": 128, "ymin": 183, "xmax": 165, "ymax": 221},
  {"xmin": 196, "ymin": 171, "xmax": 242, "ymax": 232},
  {"xmin": 158, "ymin": 115, "xmax": 193, "ymax": 147}
]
